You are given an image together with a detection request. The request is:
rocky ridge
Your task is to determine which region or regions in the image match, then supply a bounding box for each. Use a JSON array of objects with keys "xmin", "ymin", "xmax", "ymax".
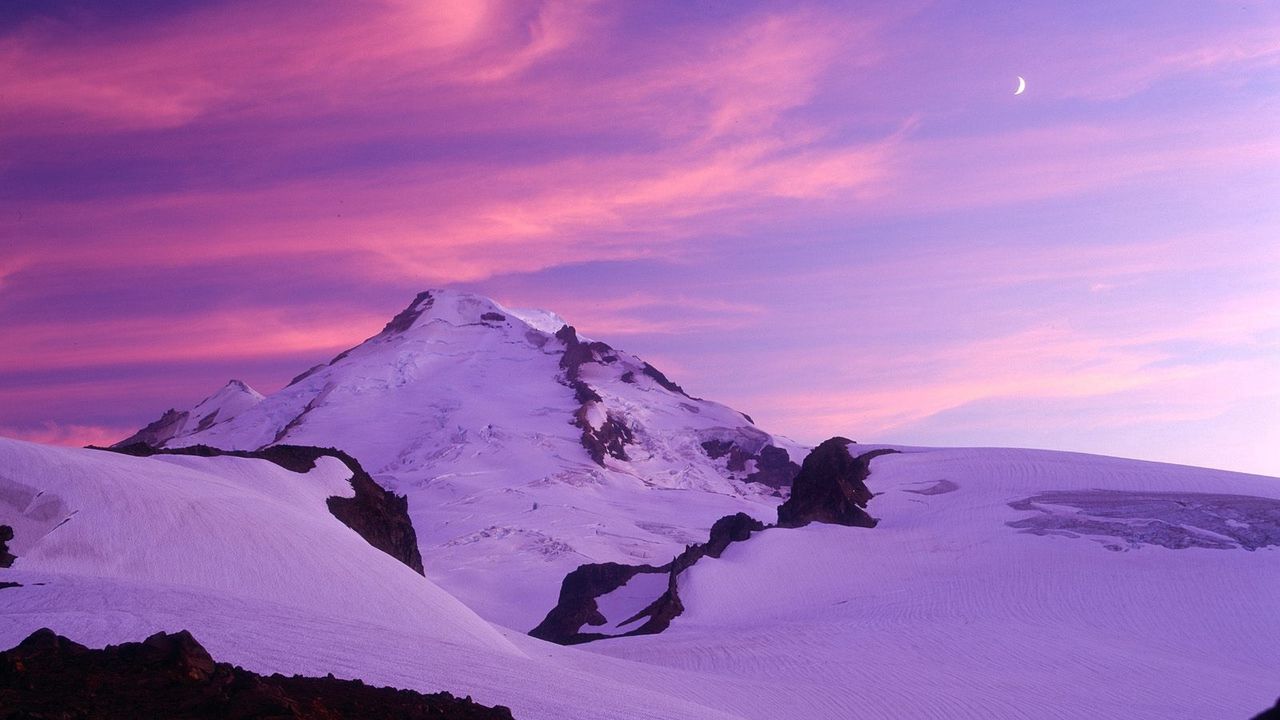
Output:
[
  {"xmin": 532, "ymin": 439, "xmax": 893, "ymax": 644},
  {"xmin": 100, "ymin": 443, "xmax": 424, "ymax": 575},
  {"xmin": 0, "ymin": 628, "xmax": 514, "ymax": 719}
]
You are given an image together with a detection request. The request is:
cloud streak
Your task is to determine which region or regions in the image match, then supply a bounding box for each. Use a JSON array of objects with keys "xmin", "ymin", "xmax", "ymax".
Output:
[{"xmin": 2, "ymin": 0, "xmax": 1278, "ymax": 474}]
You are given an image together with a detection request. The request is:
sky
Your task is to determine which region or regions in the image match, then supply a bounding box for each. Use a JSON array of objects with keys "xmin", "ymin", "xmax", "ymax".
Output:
[{"xmin": 2, "ymin": 0, "xmax": 1278, "ymax": 476}]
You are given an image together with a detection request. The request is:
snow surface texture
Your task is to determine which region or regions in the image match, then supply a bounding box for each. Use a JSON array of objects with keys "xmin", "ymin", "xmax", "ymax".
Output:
[
  {"xmin": 9, "ymin": 289, "xmax": 1279, "ymax": 718},
  {"xmin": 3, "ymin": 439, "xmax": 1278, "ymax": 718},
  {"xmin": 0, "ymin": 438, "xmax": 765, "ymax": 720},
  {"xmin": 592, "ymin": 447, "xmax": 1280, "ymax": 719},
  {"xmin": 143, "ymin": 289, "xmax": 798, "ymax": 628}
]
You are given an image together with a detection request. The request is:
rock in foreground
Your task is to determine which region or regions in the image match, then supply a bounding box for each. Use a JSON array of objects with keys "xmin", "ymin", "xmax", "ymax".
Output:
[{"xmin": 0, "ymin": 628, "xmax": 514, "ymax": 719}]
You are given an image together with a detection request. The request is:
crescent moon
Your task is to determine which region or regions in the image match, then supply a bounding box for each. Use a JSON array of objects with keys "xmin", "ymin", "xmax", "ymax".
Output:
[{"xmin": 1014, "ymin": 76, "xmax": 1026, "ymax": 95}]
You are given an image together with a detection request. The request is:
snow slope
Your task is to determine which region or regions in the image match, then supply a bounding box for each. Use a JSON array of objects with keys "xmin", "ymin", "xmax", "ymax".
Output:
[
  {"xmin": 0, "ymin": 437, "xmax": 510, "ymax": 655},
  {"xmin": 132, "ymin": 289, "xmax": 799, "ymax": 628},
  {"xmin": 590, "ymin": 446, "xmax": 1280, "ymax": 719},
  {"xmin": 0, "ymin": 437, "xmax": 758, "ymax": 720},
  {"xmin": 3, "ymin": 440, "xmax": 1278, "ymax": 718}
]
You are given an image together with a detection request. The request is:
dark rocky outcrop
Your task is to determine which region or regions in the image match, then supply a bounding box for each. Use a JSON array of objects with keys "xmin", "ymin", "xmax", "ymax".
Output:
[
  {"xmin": 0, "ymin": 524, "xmax": 15, "ymax": 588},
  {"xmin": 530, "ymin": 512, "xmax": 767, "ymax": 645},
  {"xmin": 532, "ymin": 439, "xmax": 901, "ymax": 646},
  {"xmin": 286, "ymin": 293, "xmax": 437, "ymax": 388},
  {"xmin": 577, "ymin": 412, "xmax": 634, "ymax": 466},
  {"xmin": 0, "ymin": 628, "xmax": 514, "ymax": 719},
  {"xmin": 96, "ymin": 444, "xmax": 424, "ymax": 575},
  {"xmin": 528, "ymin": 562, "xmax": 665, "ymax": 645},
  {"xmin": 0, "ymin": 525, "xmax": 14, "ymax": 568},
  {"xmin": 114, "ymin": 408, "xmax": 190, "ymax": 448},
  {"xmin": 776, "ymin": 439, "xmax": 898, "ymax": 529},
  {"xmin": 480, "ymin": 312, "xmax": 506, "ymax": 322},
  {"xmin": 1254, "ymin": 697, "xmax": 1280, "ymax": 720},
  {"xmin": 745, "ymin": 445, "xmax": 801, "ymax": 489},
  {"xmin": 381, "ymin": 290, "xmax": 436, "ymax": 335},
  {"xmin": 702, "ymin": 512, "xmax": 766, "ymax": 559},
  {"xmin": 325, "ymin": 465, "xmax": 425, "ymax": 576},
  {"xmin": 700, "ymin": 440, "xmax": 801, "ymax": 489},
  {"xmin": 700, "ymin": 439, "xmax": 751, "ymax": 472},
  {"xmin": 641, "ymin": 362, "xmax": 692, "ymax": 398},
  {"xmin": 555, "ymin": 325, "xmax": 633, "ymax": 466}
]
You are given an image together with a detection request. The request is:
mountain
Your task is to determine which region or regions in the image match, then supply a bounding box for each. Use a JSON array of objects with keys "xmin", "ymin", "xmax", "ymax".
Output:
[
  {"xmin": 117, "ymin": 379, "xmax": 264, "ymax": 448},
  {"xmin": 584, "ymin": 444, "xmax": 1280, "ymax": 719},
  {"xmin": 4, "ymin": 435, "xmax": 1278, "ymax": 718},
  {"xmin": 119, "ymin": 289, "xmax": 803, "ymax": 628},
  {"xmin": 0, "ymin": 437, "xmax": 754, "ymax": 720},
  {"xmin": 6, "ymin": 288, "xmax": 1279, "ymax": 718}
]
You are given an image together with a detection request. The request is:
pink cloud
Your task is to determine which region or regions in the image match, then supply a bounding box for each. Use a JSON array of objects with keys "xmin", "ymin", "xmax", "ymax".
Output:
[{"xmin": 0, "ymin": 308, "xmax": 385, "ymax": 373}]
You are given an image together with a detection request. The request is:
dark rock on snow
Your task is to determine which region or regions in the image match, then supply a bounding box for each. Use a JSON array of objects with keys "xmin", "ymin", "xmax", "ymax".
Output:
[
  {"xmin": 0, "ymin": 628, "xmax": 514, "ymax": 719},
  {"xmin": 532, "ymin": 437, "xmax": 903, "ymax": 645},
  {"xmin": 380, "ymin": 290, "xmax": 436, "ymax": 335},
  {"xmin": 0, "ymin": 525, "xmax": 14, "ymax": 569},
  {"xmin": 528, "ymin": 562, "xmax": 666, "ymax": 645},
  {"xmin": 530, "ymin": 512, "xmax": 767, "ymax": 645},
  {"xmin": 1253, "ymin": 697, "xmax": 1280, "ymax": 720},
  {"xmin": 745, "ymin": 444, "xmax": 801, "ymax": 489},
  {"xmin": 97, "ymin": 444, "xmax": 425, "ymax": 575},
  {"xmin": 776, "ymin": 438, "xmax": 898, "ymax": 529},
  {"xmin": 555, "ymin": 325, "xmax": 634, "ymax": 466},
  {"xmin": 702, "ymin": 512, "xmax": 766, "ymax": 559},
  {"xmin": 700, "ymin": 440, "xmax": 801, "ymax": 489}
]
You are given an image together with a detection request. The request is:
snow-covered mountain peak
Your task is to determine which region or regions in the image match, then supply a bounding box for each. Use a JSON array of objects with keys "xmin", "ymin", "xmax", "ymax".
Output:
[
  {"xmin": 118, "ymin": 288, "xmax": 803, "ymax": 625},
  {"xmin": 376, "ymin": 289, "xmax": 519, "ymax": 336},
  {"xmin": 115, "ymin": 378, "xmax": 263, "ymax": 449},
  {"xmin": 200, "ymin": 379, "xmax": 264, "ymax": 409}
]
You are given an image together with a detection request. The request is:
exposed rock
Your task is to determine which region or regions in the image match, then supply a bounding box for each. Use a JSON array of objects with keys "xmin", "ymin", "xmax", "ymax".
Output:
[
  {"xmin": 0, "ymin": 628, "xmax": 514, "ymax": 719},
  {"xmin": 115, "ymin": 380, "xmax": 264, "ymax": 447},
  {"xmin": 529, "ymin": 562, "xmax": 664, "ymax": 645},
  {"xmin": 0, "ymin": 524, "xmax": 14, "ymax": 568},
  {"xmin": 700, "ymin": 440, "xmax": 801, "ymax": 488},
  {"xmin": 555, "ymin": 325, "xmax": 633, "ymax": 466},
  {"xmin": 480, "ymin": 311, "xmax": 506, "ymax": 322},
  {"xmin": 97, "ymin": 444, "xmax": 424, "ymax": 575},
  {"xmin": 702, "ymin": 512, "xmax": 766, "ymax": 559},
  {"xmin": 745, "ymin": 445, "xmax": 801, "ymax": 489},
  {"xmin": 193, "ymin": 408, "xmax": 221, "ymax": 432},
  {"xmin": 530, "ymin": 512, "xmax": 767, "ymax": 645},
  {"xmin": 1007, "ymin": 490, "xmax": 1280, "ymax": 552},
  {"xmin": 577, "ymin": 411, "xmax": 634, "ymax": 465},
  {"xmin": 533, "ymin": 442, "xmax": 901, "ymax": 645},
  {"xmin": 641, "ymin": 362, "xmax": 692, "ymax": 398},
  {"xmin": 776, "ymin": 439, "xmax": 898, "ymax": 529},
  {"xmin": 380, "ymin": 290, "xmax": 436, "ymax": 335},
  {"xmin": 114, "ymin": 408, "xmax": 189, "ymax": 448},
  {"xmin": 286, "ymin": 362, "xmax": 327, "ymax": 387},
  {"xmin": 700, "ymin": 439, "xmax": 751, "ymax": 472},
  {"xmin": 0, "ymin": 524, "xmax": 17, "ymax": 586},
  {"xmin": 1254, "ymin": 697, "xmax": 1280, "ymax": 720},
  {"xmin": 271, "ymin": 394, "xmax": 324, "ymax": 445}
]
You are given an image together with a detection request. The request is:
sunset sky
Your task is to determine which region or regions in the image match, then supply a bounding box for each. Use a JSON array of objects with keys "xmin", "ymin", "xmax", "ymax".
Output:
[{"xmin": 2, "ymin": 1, "xmax": 1278, "ymax": 475}]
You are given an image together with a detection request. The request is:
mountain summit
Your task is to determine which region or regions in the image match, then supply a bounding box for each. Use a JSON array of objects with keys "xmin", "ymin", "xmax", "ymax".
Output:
[{"xmin": 120, "ymin": 289, "xmax": 801, "ymax": 626}]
